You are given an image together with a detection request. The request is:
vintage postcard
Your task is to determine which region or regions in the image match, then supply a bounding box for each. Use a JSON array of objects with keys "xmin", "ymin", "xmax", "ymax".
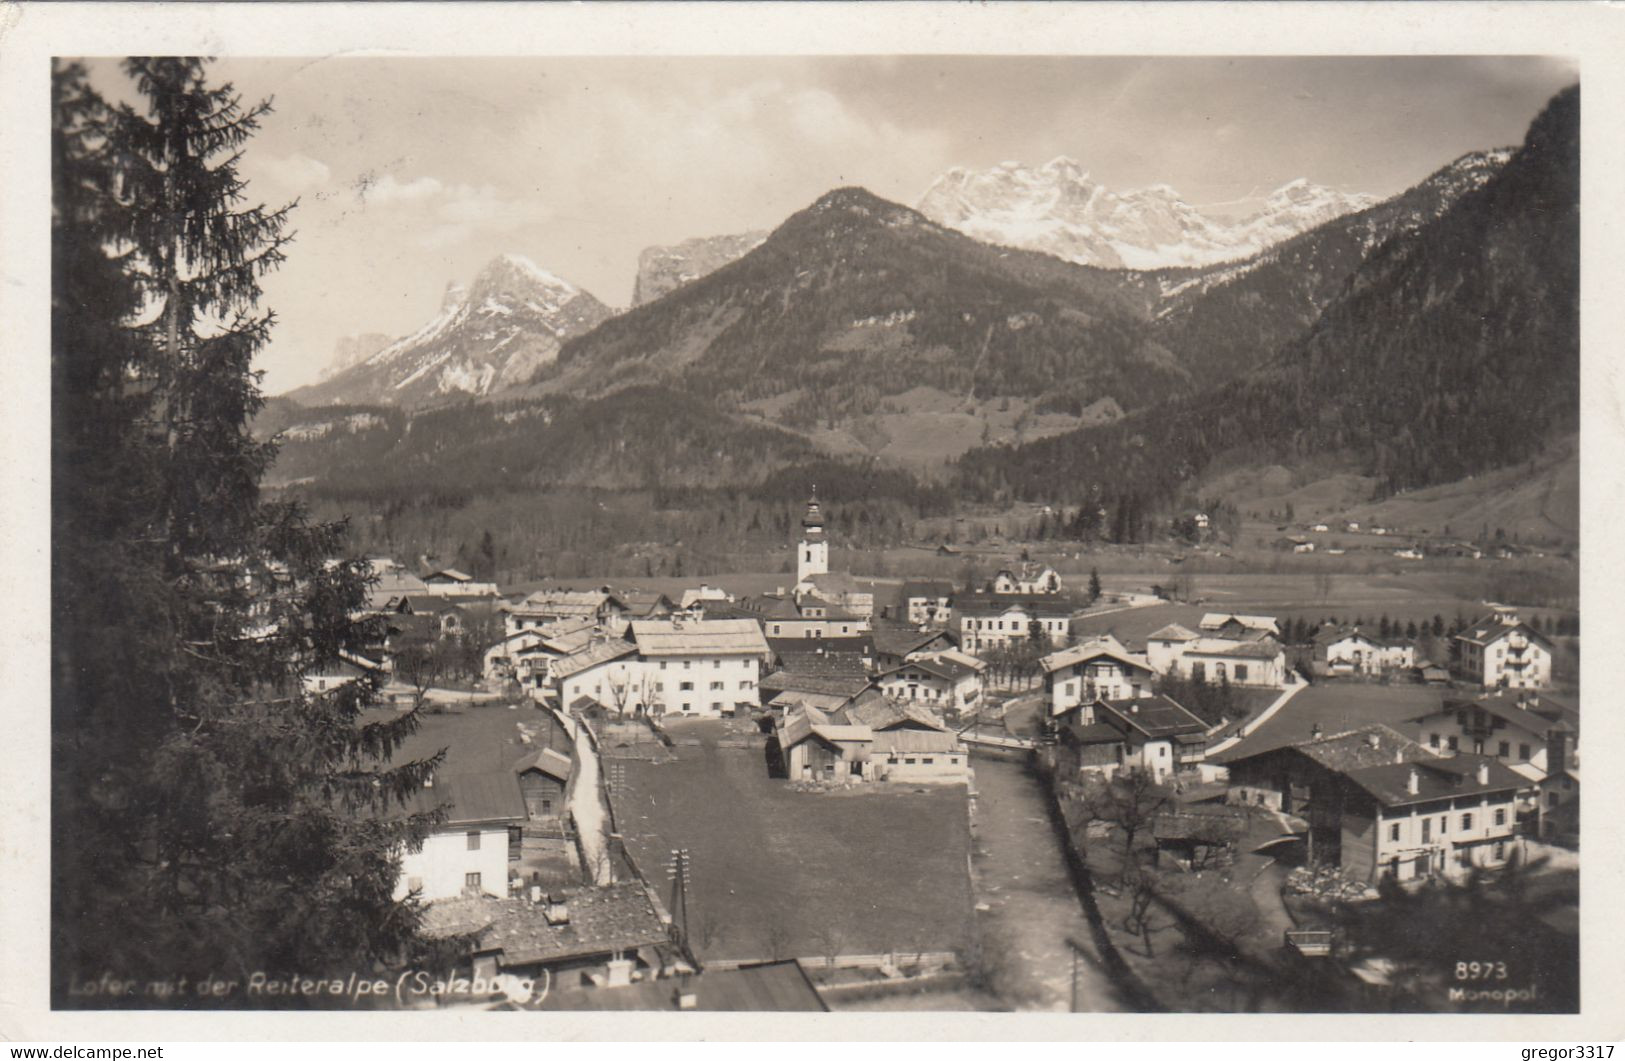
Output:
[{"xmin": 3, "ymin": 0, "xmax": 1622, "ymax": 1045}]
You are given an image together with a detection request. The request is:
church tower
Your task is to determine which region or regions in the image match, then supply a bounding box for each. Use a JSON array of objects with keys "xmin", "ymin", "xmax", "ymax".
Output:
[{"xmin": 797, "ymin": 489, "xmax": 828, "ymax": 586}]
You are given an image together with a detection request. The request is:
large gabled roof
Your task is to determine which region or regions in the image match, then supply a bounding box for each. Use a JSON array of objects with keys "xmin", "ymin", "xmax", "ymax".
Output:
[
  {"xmin": 400, "ymin": 771, "xmax": 529, "ymax": 826},
  {"xmin": 1147, "ymin": 623, "xmax": 1199, "ymax": 642},
  {"xmin": 630, "ymin": 618, "xmax": 770, "ymax": 657},
  {"xmin": 516, "ymin": 746, "xmax": 574, "ymax": 783},
  {"xmin": 758, "ymin": 670, "xmax": 873, "ymax": 699},
  {"xmin": 870, "ymin": 626, "xmax": 952, "ymax": 659},
  {"xmin": 1096, "ymin": 695, "xmax": 1207, "ymax": 740},
  {"xmin": 1454, "ymin": 613, "xmax": 1553, "ymax": 648},
  {"xmin": 1200, "ymin": 613, "xmax": 1280, "ymax": 634},
  {"xmin": 1420, "ymin": 692, "xmax": 1580, "ymax": 737},
  {"xmin": 1039, "ymin": 639, "xmax": 1151, "ymax": 676},
  {"xmin": 1343, "ymin": 754, "xmax": 1527, "ymax": 808},
  {"xmin": 550, "ymin": 638, "xmax": 638, "ymax": 680}
]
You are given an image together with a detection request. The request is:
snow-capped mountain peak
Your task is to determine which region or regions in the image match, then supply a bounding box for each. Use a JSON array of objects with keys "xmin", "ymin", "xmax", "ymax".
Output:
[
  {"xmin": 289, "ymin": 253, "xmax": 613, "ymax": 408},
  {"xmin": 916, "ymin": 159, "xmax": 1379, "ymax": 270}
]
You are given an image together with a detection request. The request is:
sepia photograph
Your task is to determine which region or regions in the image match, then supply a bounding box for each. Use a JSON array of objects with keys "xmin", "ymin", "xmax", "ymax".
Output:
[{"xmin": 9, "ymin": 0, "xmax": 1620, "ymax": 1044}]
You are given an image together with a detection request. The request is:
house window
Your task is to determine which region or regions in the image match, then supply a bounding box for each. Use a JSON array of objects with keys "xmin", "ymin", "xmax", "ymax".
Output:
[
  {"xmin": 660, "ymin": 661, "xmax": 667, "ymax": 670},
  {"xmin": 1234, "ymin": 665, "xmax": 1249, "ymax": 682},
  {"xmin": 923, "ymin": 758, "xmax": 934, "ymax": 765},
  {"xmin": 949, "ymin": 757, "xmax": 958, "ymax": 765},
  {"xmin": 1494, "ymin": 808, "xmax": 1506, "ymax": 826},
  {"xmin": 711, "ymin": 701, "xmax": 723, "ymax": 712},
  {"xmin": 680, "ymin": 681, "xmax": 694, "ymax": 691},
  {"xmin": 465, "ymin": 872, "xmax": 482, "ymax": 891},
  {"xmin": 714, "ymin": 660, "xmax": 722, "ymax": 669},
  {"xmin": 1429, "ymin": 733, "xmax": 1441, "ymax": 749},
  {"xmin": 1549, "ymin": 791, "xmax": 1560, "ymax": 807},
  {"xmin": 541, "ymin": 799, "xmax": 553, "ymax": 814},
  {"xmin": 1447, "ymin": 736, "xmax": 1459, "ymax": 751},
  {"xmin": 710, "ymin": 681, "xmax": 724, "ymax": 691},
  {"xmin": 1494, "ymin": 841, "xmax": 1507, "ymax": 861},
  {"xmin": 1519, "ymin": 743, "xmax": 1531, "ymax": 759},
  {"xmin": 466, "ymin": 831, "xmax": 481, "ymax": 851},
  {"xmin": 739, "ymin": 681, "xmax": 752, "ymax": 690},
  {"xmin": 683, "ymin": 661, "xmax": 691, "ymax": 670},
  {"xmin": 1497, "ymin": 741, "xmax": 1510, "ymax": 758},
  {"xmin": 1461, "ymin": 813, "xmax": 1474, "ymax": 831}
]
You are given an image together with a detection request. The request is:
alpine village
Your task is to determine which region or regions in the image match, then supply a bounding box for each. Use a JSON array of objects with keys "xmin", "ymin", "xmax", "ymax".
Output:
[{"xmin": 52, "ymin": 59, "xmax": 1579, "ymax": 1015}]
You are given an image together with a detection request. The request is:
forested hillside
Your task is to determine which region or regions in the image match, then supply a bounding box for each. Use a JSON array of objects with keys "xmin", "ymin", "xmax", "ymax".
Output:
[{"xmin": 956, "ymin": 87, "xmax": 1579, "ymax": 514}]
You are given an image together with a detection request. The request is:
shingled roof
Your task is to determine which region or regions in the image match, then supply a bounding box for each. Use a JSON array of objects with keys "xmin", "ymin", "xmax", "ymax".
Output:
[
  {"xmin": 422, "ymin": 883, "xmax": 670, "ymax": 968},
  {"xmin": 1095, "ymin": 695, "xmax": 1208, "ymax": 740},
  {"xmin": 1343, "ymin": 754, "xmax": 1527, "ymax": 808}
]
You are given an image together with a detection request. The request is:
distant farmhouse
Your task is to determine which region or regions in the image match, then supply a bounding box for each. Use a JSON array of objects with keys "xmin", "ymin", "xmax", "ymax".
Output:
[
  {"xmin": 988, "ymin": 563, "xmax": 1062, "ymax": 595},
  {"xmin": 1313, "ymin": 626, "xmax": 1417, "ymax": 678}
]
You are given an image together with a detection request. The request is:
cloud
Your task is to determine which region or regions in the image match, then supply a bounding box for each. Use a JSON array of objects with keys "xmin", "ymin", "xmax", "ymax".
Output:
[
  {"xmin": 355, "ymin": 172, "xmax": 443, "ymax": 205},
  {"xmin": 254, "ymin": 152, "xmax": 331, "ymax": 193},
  {"xmin": 513, "ymin": 77, "xmax": 952, "ymax": 226},
  {"xmin": 348, "ymin": 175, "xmax": 554, "ymax": 248}
]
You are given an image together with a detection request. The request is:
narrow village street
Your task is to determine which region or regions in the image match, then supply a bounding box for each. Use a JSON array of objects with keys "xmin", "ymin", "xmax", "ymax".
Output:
[
  {"xmin": 568, "ymin": 720, "xmax": 615, "ymax": 884},
  {"xmin": 969, "ymin": 755, "xmax": 1124, "ymax": 1012}
]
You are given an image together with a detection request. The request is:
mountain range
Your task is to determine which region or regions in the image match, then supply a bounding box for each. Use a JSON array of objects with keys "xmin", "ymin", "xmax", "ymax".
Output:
[
  {"xmin": 914, "ymin": 157, "xmax": 1379, "ymax": 269},
  {"xmin": 265, "ymin": 86, "xmax": 1577, "ymax": 551}
]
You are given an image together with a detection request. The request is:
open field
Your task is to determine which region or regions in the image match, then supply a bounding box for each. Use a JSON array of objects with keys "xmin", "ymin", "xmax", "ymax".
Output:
[{"xmin": 606, "ymin": 718, "xmax": 974, "ymax": 963}]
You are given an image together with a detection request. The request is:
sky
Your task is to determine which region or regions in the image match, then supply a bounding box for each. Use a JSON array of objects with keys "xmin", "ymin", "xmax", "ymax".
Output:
[{"xmin": 82, "ymin": 55, "xmax": 1578, "ymax": 395}]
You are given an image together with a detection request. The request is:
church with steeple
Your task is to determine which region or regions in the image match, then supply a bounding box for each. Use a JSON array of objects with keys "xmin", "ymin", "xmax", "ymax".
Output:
[
  {"xmin": 791, "ymin": 489, "xmax": 873, "ymax": 619},
  {"xmin": 796, "ymin": 489, "xmax": 828, "ymax": 588}
]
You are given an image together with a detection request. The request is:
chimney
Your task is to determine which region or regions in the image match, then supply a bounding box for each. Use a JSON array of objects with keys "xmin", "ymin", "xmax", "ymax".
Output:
[
  {"xmin": 1366, "ymin": 732, "xmax": 1380, "ymax": 750},
  {"xmin": 543, "ymin": 894, "xmax": 570, "ymax": 926},
  {"xmin": 606, "ymin": 957, "xmax": 634, "ymax": 988},
  {"xmin": 1476, "ymin": 761, "xmax": 1490, "ymax": 786},
  {"xmin": 1406, "ymin": 768, "xmax": 1419, "ymax": 796},
  {"xmin": 677, "ymin": 987, "xmax": 699, "ymax": 1010},
  {"xmin": 1310, "ymin": 723, "xmax": 1323, "ymax": 740},
  {"xmin": 529, "ymin": 884, "xmax": 543, "ymax": 904}
]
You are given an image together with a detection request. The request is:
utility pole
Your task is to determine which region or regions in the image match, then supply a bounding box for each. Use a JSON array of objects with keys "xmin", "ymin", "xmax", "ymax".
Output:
[{"xmin": 665, "ymin": 847, "xmax": 692, "ymax": 947}]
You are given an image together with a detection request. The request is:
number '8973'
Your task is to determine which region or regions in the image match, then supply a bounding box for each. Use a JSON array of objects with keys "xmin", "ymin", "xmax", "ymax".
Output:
[{"xmin": 1454, "ymin": 960, "xmax": 1508, "ymax": 980}]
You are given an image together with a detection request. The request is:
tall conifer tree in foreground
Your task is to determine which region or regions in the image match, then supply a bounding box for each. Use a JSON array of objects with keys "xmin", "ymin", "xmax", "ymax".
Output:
[{"xmin": 52, "ymin": 58, "xmax": 441, "ymax": 1006}]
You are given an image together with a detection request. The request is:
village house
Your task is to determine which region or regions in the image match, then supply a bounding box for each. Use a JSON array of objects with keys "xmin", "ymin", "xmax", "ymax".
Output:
[
  {"xmin": 1409, "ymin": 690, "xmax": 1578, "ymax": 829},
  {"xmin": 988, "ymin": 563, "xmax": 1063, "ymax": 595},
  {"xmin": 1053, "ymin": 694, "xmax": 1208, "ymax": 784},
  {"xmin": 900, "ymin": 579, "xmax": 956, "ymax": 626},
  {"xmin": 776, "ymin": 697, "xmax": 968, "ymax": 784},
  {"xmin": 420, "ymin": 882, "xmax": 678, "ymax": 994},
  {"xmin": 1039, "ymin": 636, "xmax": 1154, "ymax": 717},
  {"xmin": 767, "ymin": 635, "xmax": 875, "ymax": 676},
  {"xmin": 1222, "ymin": 725, "xmax": 1525, "ymax": 883},
  {"xmin": 876, "ymin": 653, "xmax": 984, "ymax": 714},
  {"xmin": 548, "ymin": 637, "xmax": 643, "ymax": 714},
  {"xmin": 870, "ymin": 625, "xmax": 956, "ymax": 670},
  {"xmin": 533, "ymin": 958, "xmax": 826, "ymax": 1012},
  {"xmin": 627, "ymin": 618, "xmax": 771, "ymax": 717},
  {"xmin": 505, "ymin": 587, "xmax": 629, "ymax": 635},
  {"xmin": 758, "ymin": 670, "xmax": 875, "ymax": 712},
  {"xmin": 1315, "ymin": 626, "xmax": 1417, "ymax": 677},
  {"xmin": 422, "ymin": 568, "xmax": 503, "ymax": 599},
  {"xmin": 676, "ymin": 584, "xmax": 732, "ymax": 615},
  {"xmin": 724, "ymin": 593, "xmax": 872, "ymax": 640},
  {"xmin": 515, "ymin": 747, "xmax": 574, "ymax": 831},
  {"xmin": 395, "ymin": 771, "xmax": 530, "ymax": 902},
  {"xmin": 957, "ymin": 597, "xmax": 1074, "ymax": 654},
  {"xmin": 302, "ymin": 650, "xmax": 386, "ymax": 695},
  {"xmin": 1452, "ymin": 608, "xmax": 1554, "ymax": 689},
  {"xmin": 1147, "ymin": 627, "xmax": 1288, "ymax": 688}
]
